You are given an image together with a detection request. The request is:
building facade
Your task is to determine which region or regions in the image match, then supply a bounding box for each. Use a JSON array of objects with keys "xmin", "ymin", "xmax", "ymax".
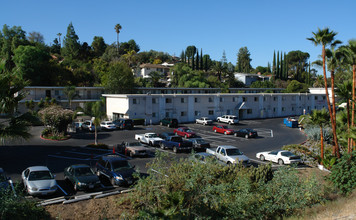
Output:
[
  {"xmin": 234, "ymin": 73, "xmax": 271, "ymax": 86},
  {"xmin": 104, "ymin": 93, "xmax": 328, "ymax": 124}
]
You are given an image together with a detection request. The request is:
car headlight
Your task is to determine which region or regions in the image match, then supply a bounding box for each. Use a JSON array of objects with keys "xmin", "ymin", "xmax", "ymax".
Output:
[
  {"xmin": 78, "ymin": 182, "xmax": 86, "ymax": 186},
  {"xmin": 31, "ymin": 187, "xmax": 38, "ymax": 191},
  {"xmin": 115, "ymin": 176, "xmax": 123, "ymax": 180}
]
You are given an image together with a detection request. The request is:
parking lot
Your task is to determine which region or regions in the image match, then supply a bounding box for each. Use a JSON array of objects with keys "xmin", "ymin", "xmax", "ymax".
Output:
[{"xmin": 0, "ymin": 117, "xmax": 306, "ymax": 199}]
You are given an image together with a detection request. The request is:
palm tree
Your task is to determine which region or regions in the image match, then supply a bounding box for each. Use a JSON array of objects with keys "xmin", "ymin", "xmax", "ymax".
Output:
[
  {"xmin": 308, "ymin": 108, "xmax": 330, "ymax": 163},
  {"xmin": 57, "ymin": 33, "xmax": 62, "ymax": 47},
  {"xmin": 114, "ymin": 24, "xmax": 122, "ymax": 55},
  {"xmin": 307, "ymin": 28, "xmax": 342, "ymax": 157},
  {"xmin": 63, "ymin": 85, "xmax": 78, "ymax": 109},
  {"xmin": 340, "ymin": 39, "xmax": 356, "ymax": 151},
  {"xmin": 91, "ymin": 99, "xmax": 106, "ymax": 145},
  {"xmin": 336, "ymin": 81, "xmax": 352, "ymax": 152}
]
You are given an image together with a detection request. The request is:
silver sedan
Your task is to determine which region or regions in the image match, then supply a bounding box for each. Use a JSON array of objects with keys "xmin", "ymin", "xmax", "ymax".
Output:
[{"xmin": 21, "ymin": 166, "xmax": 58, "ymax": 196}]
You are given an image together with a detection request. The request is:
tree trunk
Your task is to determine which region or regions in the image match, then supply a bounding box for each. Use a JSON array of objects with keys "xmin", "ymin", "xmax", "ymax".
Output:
[
  {"xmin": 320, "ymin": 126, "xmax": 324, "ymax": 164},
  {"xmin": 347, "ymin": 100, "xmax": 351, "ymax": 153},
  {"xmin": 352, "ymin": 64, "xmax": 356, "ymax": 150},
  {"xmin": 94, "ymin": 126, "xmax": 98, "ymax": 145},
  {"xmin": 321, "ymin": 45, "xmax": 336, "ymax": 156},
  {"xmin": 330, "ymin": 70, "xmax": 340, "ymax": 158}
]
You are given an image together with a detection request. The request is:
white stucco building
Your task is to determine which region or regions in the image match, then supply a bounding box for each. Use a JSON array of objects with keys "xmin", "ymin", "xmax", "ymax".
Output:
[
  {"xmin": 234, "ymin": 73, "xmax": 271, "ymax": 86},
  {"xmin": 138, "ymin": 63, "xmax": 171, "ymax": 78},
  {"xmin": 103, "ymin": 93, "xmax": 327, "ymax": 123}
]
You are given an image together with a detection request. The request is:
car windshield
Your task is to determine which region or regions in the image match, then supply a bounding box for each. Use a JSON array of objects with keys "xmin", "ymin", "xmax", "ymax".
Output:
[
  {"xmin": 232, "ymin": 116, "xmax": 238, "ymax": 119},
  {"xmin": 112, "ymin": 160, "xmax": 132, "ymax": 171},
  {"xmin": 226, "ymin": 148, "xmax": 243, "ymax": 156},
  {"xmin": 222, "ymin": 126, "xmax": 228, "ymax": 129},
  {"xmin": 28, "ymin": 171, "xmax": 54, "ymax": 181},
  {"xmin": 74, "ymin": 167, "xmax": 94, "ymax": 176},
  {"xmin": 171, "ymin": 137, "xmax": 182, "ymax": 142},
  {"xmin": 128, "ymin": 142, "xmax": 142, "ymax": 147},
  {"xmin": 148, "ymin": 134, "xmax": 158, "ymax": 138},
  {"xmin": 184, "ymin": 129, "xmax": 192, "ymax": 132},
  {"xmin": 195, "ymin": 139, "xmax": 205, "ymax": 144},
  {"xmin": 281, "ymin": 151, "xmax": 295, "ymax": 157}
]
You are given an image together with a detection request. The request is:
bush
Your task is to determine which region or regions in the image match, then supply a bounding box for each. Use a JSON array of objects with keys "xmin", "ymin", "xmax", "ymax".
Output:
[
  {"xmin": 329, "ymin": 151, "xmax": 356, "ymax": 194},
  {"xmin": 304, "ymin": 126, "xmax": 333, "ymax": 143},
  {"xmin": 123, "ymin": 152, "xmax": 324, "ymax": 219}
]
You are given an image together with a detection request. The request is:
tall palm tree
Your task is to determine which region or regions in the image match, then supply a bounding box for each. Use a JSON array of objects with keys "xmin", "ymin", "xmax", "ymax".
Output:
[
  {"xmin": 336, "ymin": 81, "xmax": 352, "ymax": 152},
  {"xmin": 307, "ymin": 28, "xmax": 342, "ymax": 157},
  {"xmin": 92, "ymin": 99, "xmax": 106, "ymax": 145},
  {"xmin": 57, "ymin": 33, "xmax": 62, "ymax": 47},
  {"xmin": 340, "ymin": 40, "xmax": 356, "ymax": 151},
  {"xmin": 308, "ymin": 108, "xmax": 330, "ymax": 163},
  {"xmin": 63, "ymin": 85, "xmax": 78, "ymax": 109},
  {"xmin": 114, "ymin": 24, "xmax": 122, "ymax": 55}
]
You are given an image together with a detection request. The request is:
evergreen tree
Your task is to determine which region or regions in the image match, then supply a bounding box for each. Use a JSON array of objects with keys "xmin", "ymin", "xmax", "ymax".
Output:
[
  {"xmin": 61, "ymin": 22, "xmax": 81, "ymax": 60},
  {"xmin": 280, "ymin": 52, "xmax": 283, "ymax": 80},
  {"xmin": 192, "ymin": 54, "xmax": 195, "ymax": 70},
  {"xmin": 272, "ymin": 51, "xmax": 276, "ymax": 81},
  {"xmin": 200, "ymin": 49, "xmax": 203, "ymax": 71},
  {"xmin": 236, "ymin": 47, "xmax": 252, "ymax": 73},
  {"xmin": 284, "ymin": 52, "xmax": 287, "ymax": 80},
  {"xmin": 276, "ymin": 51, "xmax": 280, "ymax": 79},
  {"xmin": 196, "ymin": 50, "xmax": 199, "ymax": 70},
  {"xmin": 267, "ymin": 62, "xmax": 271, "ymax": 73},
  {"xmin": 180, "ymin": 50, "xmax": 185, "ymax": 63}
]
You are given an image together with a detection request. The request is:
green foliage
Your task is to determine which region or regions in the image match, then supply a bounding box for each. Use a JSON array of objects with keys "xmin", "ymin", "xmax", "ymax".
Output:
[
  {"xmin": 329, "ymin": 151, "xmax": 356, "ymax": 194},
  {"xmin": 236, "ymin": 46, "xmax": 252, "ymax": 73},
  {"xmin": 250, "ymin": 80, "xmax": 275, "ymax": 88},
  {"xmin": 322, "ymin": 154, "xmax": 337, "ymax": 170},
  {"xmin": 286, "ymin": 80, "xmax": 309, "ymax": 93},
  {"xmin": 38, "ymin": 105, "xmax": 74, "ymax": 136},
  {"xmin": 0, "ymin": 189, "xmax": 50, "ymax": 219},
  {"xmin": 101, "ymin": 61, "xmax": 134, "ymax": 93},
  {"xmin": 304, "ymin": 126, "xmax": 333, "ymax": 143},
  {"xmin": 124, "ymin": 153, "xmax": 324, "ymax": 219},
  {"xmin": 61, "ymin": 22, "xmax": 81, "ymax": 61}
]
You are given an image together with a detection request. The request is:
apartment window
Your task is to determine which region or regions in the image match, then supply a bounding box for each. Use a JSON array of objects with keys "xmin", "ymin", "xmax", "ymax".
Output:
[
  {"xmin": 194, "ymin": 97, "xmax": 199, "ymax": 103},
  {"xmin": 208, "ymin": 110, "xmax": 214, "ymax": 115},
  {"xmin": 195, "ymin": 111, "xmax": 201, "ymax": 116},
  {"xmin": 308, "ymin": 96, "xmax": 310, "ymax": 100},
  {"xmin": 254, "ymin": 97, "xmax": 258, "ymax": 102},
  {"xmin": 282, "ymin": 96, "xmax": 286, "ymax": 101},
  {"xmin": 181, "ymin": 98, "xmax": 186, "ymax": 103},
  {"xmin": 299, "ymin": 96, "xmax": 302, "ymax": 100},
  {"xmin": 322, "ymin": 96, "xmax": 326, "ymax": 100},
  {"xmin": 292, "ymin": 107, "xmax": 295, "ymax": 111},
  {"xmin": 227, "ymin": 110, "xmax": 231, "ymax": 115},
  {"xmin": 165, "ymin": 112, "xmax": 170, "ymax": 117},
  {"xmin": 219, "ymin": 97, "xmax": 223, "ymax": 102},
  {"xmin": 273, "ymin": 108, "xmax": 276, "ymax": 112},
  {"xmin": 233, "ymin": 97, "xmax": 238, "ymax": 102},
  {"xmin": 273, "ymin": 97, "xmax": 277, "ymax": 101},
  {"xmin": 208, "ymin": 97, "xmax": 213, "ymax": 102},
  {"xmin": 166, "ymin": 98, "xmax": 172, "ymax": 103},
  {"xmin": 243, "ymin": 97, "xmax": 246, "ymax": 102},
  {"xmin": 181, "ymin": 111, "xmax": 187, "ymax": 116},
  {"xmin": 263, "ymin": 97, "xmax": 266, "ymax": 101},
  {"xmin": 314, "ymin": 96, "xmax": 318, "ymax": 100},
  {"xmin": 247, "ymin": 109, "xmax": 252, "ymax": 114},
  {"xmin": 152, "ymin": 98, "xmax": 156, "ymax": 104},
  {"xmin": 282, "ymin": 107, "xmax": 286, "ymax": 111},
  {"xmin": 146, "ymin": 68, "xmax": 150, "ymax": 70},
  {"xmin": 133, "ymin": 98, "xmax": 137, "ymax": 104},
  {"xmin": 152, "ymin": 112, "xmax": 157, "ymax": 118},
  {"xmin": 307, "ymin": 106, "xmax": 310, "ymax": 110}
]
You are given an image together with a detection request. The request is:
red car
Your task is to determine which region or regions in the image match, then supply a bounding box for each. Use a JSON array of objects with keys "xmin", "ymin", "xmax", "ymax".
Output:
[
  {"xmin": 174, "ymin": 127, "xmax": 196, "ymax": 138},
  {"xmin": 212, "ymin": 125, "xmax": 234, "ymax": 135}
]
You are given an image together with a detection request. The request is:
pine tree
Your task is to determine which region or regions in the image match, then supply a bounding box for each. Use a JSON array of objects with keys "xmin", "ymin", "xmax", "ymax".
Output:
[
  {"xmin": 276, "ymin": 51, "xmax": 280, "ymax": 79},
  {"xmin": 272, "ymin": 51, "xmax": 276, "ymax": 81},
  {"xmin": 284, "ymin": 52, "xmax": 287, "ymax": 80},
  {"xmin": 196, "ymin": 50, "xmax": 199, "ymax": 70},
  {"xmin": 280, "ymin": 52, "xmax": 283, "ymax": 81},
  {"xmin": 61, "ymin": 22, "xmax": 81, "ymax": 60},
  {"xmin": 200, "ymin": 49, "xmax": 203, "ymax": 71},
  {"xmin": 180, "ymin": 50, "xmax": 185, "ymax": 63},
  {"xmin": 192, "ymin": 53, "xmax": 195, "ymax": 70},
  {"xmin": 267, "ymin": 62, "xmax": 271, "ymax": 73}
]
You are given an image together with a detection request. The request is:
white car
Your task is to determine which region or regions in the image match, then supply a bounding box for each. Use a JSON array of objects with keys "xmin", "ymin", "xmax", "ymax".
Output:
[
  {"xmin": 216, "ymin": 115, "xmax": 239, "ymax": 125},
  {"xmin": 256, "ymin": 150, "xmax": 302, "ymax": 165},
  {"xmin": 21, "ymin": 166, "xmax": 58, "ymax": 196},
  {"xmin": 100, "ymin": 121, "xmax": 117, "ymax": 130},
  {"xmin": 195, "ymin": 117, "xmax": 213, "ymax": 125}
]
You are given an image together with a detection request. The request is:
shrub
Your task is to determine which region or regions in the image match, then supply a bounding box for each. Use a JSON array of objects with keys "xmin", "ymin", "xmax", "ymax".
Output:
[
  {"xmin": 329, "ymin": 151, "xmax": 356, "ymax": 194},
  {"xmin": 304, "ymin": 126, "xmax": 333, "ymax": 143},
  {"xmin": 38, "ymin": 105, "xmax": 73, "ymax": 136}
]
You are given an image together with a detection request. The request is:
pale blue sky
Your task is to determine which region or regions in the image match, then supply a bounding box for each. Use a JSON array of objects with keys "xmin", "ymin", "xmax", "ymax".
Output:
[{"xmin": 1, "ymin": 0, "xmax": 355, "ymax": 72}]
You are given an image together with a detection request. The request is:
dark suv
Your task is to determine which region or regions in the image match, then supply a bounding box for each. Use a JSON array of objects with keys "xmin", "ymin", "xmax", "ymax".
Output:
[
  {"xmin": 159, "ymin": 118, "xmax": 178, "ymax": 128},
  {"xmin": 113, "ymin": 119, "xmax": 134, "ymax": 130},
  {"xmin": 95, "ymin": 155, "xmax": 136, "ymax": 186}
]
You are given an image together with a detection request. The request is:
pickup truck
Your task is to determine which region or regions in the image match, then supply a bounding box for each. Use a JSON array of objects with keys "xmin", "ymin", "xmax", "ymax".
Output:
[
  {"xmin": 159, "ymin": 135, "xmax": 193, "ymax": 153},
  {"xmin": 135, "ymin": 133, "xmax": 163, "ymax": 146},
  {"xmin": 117, "ymin": 141, "xmax": 149, "ymax": 157},
  {"xmin": 206, "ymin": 145, "xmax": 251, "ymax": 166},
  {"xmin": 216, "ymin": 115, "xmax": 239, "ymax": 125}
]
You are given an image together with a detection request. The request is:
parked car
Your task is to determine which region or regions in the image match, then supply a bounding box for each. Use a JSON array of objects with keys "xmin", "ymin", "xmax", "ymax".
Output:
[
  {"xmin": 159, "ymin": 118, "xmax": 178, "ymax": 128},
  {"xmin": 212, "ymin": 125, "xmax": 234, "ymax": 135},
  {"xmin": 81, "ymin": 120, "xmax": 98, "ymax": 132},
  {"xmin": 216, "ymin": 115, "xmax": 239, "ymax": 125},
  {"xmin": 0, "ymin": 168, "xmax": 9, "ymax": 190},
  {"xmin": 113, "ymin": 118, "xmax": 134, "ymax": 130},
  {"xmin": 206, "ymin": 145, "xmax": 251, "ymax": 166},
  {"xmin": 234, "ymin": 128, "xmax": 258, "ymax": 138},
  {"xmin": 64, "ymin": 164, "xmax": 101, "ymax": 191},
  {"xmin": 135, "ymin": 133, "xmax": 163, "ymax": 146},
  {"xmin": 190, "ymin": 152, "xmax": 224, "ymax": 165},
  {"xmin": 189, "ymin": 138, "xmax": 211, "ymax": 151},
  {"xmin": 100, "ymin": 121, "xmax": 117, "ymax": 130},
  {"xmin": 195, "ymin": 117, "xmax": 213, "ymax": 125},
  {"xmin": 95, "ymin": 155, "xmax": 136, "ymax": 186},
  {"xmin": 117, "ymin": 141, "xmax": 149, "ymax": 157},
  {"xmin": 256, "ymin": 150, "xmax": 302, "ymax": 165},
  {"xmin": 21, "ymin": 166, "xmax": 58, "ymax": 196},
  {"xmin": 174, "ymin": 127, "xmax": 196, "ymax": 138},
  {"xmin": 160, "ymin": 135, "xmax": 193, "ymax": 153},
  {"xmin": 159, "ymin": 132, "xmax": 176, "ymax": 140}
]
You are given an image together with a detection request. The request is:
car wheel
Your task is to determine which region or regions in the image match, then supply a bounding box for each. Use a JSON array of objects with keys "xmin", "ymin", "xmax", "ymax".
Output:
[
  {"xmin": 227, "ymin": 161, "xmax": 232, "ymax": 165},
  {"xmin": 278, "ymin": 159, "xmax": 284, "ymax": 165},
  {"xmin": 229, "ymin": 121, "xmax": 232, "ymax": 125},
  {"xmin": 167, "ymin": 124, "xmax": 170, "ymax": 128},
  {"xmin": 173, "ymin": 147, "xmax": 178, "ymax": 153},
  {"xmin": 260, "ymin": 155, "xmax": 265, "ymax": 161},
  {"xmin": 245, "ymin": 134, "xmax": 249, "ymax": 139},
  {"xmin": 111, "ymin": 177, "xmax": 116, "ymax": 186},
  {"xmin": 234, "ymin": 133, "xmax": 238, "ymax": 137},
  {"xmin": 149, "ymin": 141, "xmax": 153, "ymax": 146},
  {"xmin": 160, "ymin": 143, "xmax": 165, "ymax": 150},
  {"xmin": 214, "ymin": 129, "xmax": 217, "ymax": 133},
  {"xmin": 184, "ymin": 135, "xmax": 188, "ymax": 139},
  {"xmin": 224, "ymin": 131, "xmax": 227, "ymax": 135},
  {"xmin": 160, "ymin": 122, "xmax": 163, "ymax": 126}
]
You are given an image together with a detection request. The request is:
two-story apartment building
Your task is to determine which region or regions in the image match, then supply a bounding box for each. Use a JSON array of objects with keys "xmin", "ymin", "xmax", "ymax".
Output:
[
  {"xmin": 103, "ymin": 93, "xmax": 327, "ymax": 124},
  {"xmin": 234, "ymin": 73, "xmax": 271, "ymax": 86},
  {"xmin": 138, "ymin": 64, "xmax": 171, "ymax": 78}
]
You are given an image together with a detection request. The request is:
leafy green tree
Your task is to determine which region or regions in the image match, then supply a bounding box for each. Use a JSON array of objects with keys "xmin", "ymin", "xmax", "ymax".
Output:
[
  {"xmin": 307, "ymin": 108, "xmax": 330, "ymax": 162},
  {"xmin": 50, "ymin": 37, "xmax": 61, "ymax": 54},
  {"xmin": 285, "ymin": 50, "xmax": 310, "ymax": 81},
  {"xmin": 38, "ymin": 105, "xmax": 73, "ymax": 136},
  {"xmin": 12, "ymin": 45, "xmax": 50, "ymax": 85},
  {"xmin": 92, "ymin": 99, "xmax": 106, "ymax": 145},
  {"xmin": 102, "ymin": 61, "xmax": 134, "ymax": 93},
  {"xmin": 61, "ymin": 22, "xmax": 81, "ymax": 61},
  {"xmin": 308, "ymin": 28, "xmax": 342, "ymax": 157},
  {"xmin": 250, "ymin": 80, "xmax": 275, "ymax": 88},
  {"xmin": 0, "ymin": 24, "xmax": 28, "ymax": 71},
  {"xmin": 115, "ymin": 23, "xmax": 122, "ymax": 54},
  {"xmin": 285, "ymin": 80, "xmax": 308, "ymax": 93},
  {"xmin": 119, "ymin": 39, "xmax": 140, "ymax": 55},
  {"xmin": 185, "ymin": 45, "xmax": 196, "ymax": 69},
  {"xmin": 236, "ymin": 47, "xmax": 252, "ymax": 73},
  {"xmin": 202, "ymin": 54, "xmax": 212, "ymax": 71},
  {"xmin": 27, "ymin": 31, "xmax": 44, "ymax": 44},
  {"xmin": 91, "ymin": 36, "xmax": 107, "ymax": 57},
  {"xmin": 63, "ymin": 85, "xmax": 79, "ymax": 109},
  {"xmin": 329, "ymin": 151, "xmax": 356, "ymax": 194}
]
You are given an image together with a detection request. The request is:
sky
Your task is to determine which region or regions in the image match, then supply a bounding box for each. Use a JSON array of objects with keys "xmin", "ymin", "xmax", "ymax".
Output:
[{"xmin": 1, "ymin": 0, "xmax": 355, "ymax": 73}]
